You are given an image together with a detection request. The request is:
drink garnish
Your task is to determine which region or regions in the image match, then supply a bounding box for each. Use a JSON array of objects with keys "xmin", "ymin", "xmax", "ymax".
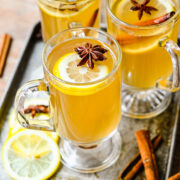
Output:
[
  {"xmin": 116, "ymin": 11, "xmax": 175, "ymax": 45},
  {"xmin": 75, "ymin": 43, "xmax": 107, "ymax": 69},
  {"xmin": 59, "ymin": 3, "xmax": 78, "ymax": 11},
  {"xmin": 135, "ymin": 11, "xmax": 175, "ymax": 25},
  {"xmin": 24, "ymin": 105, "xmax": 49, "ymax": 118},
  {"xmin": 130, "ymin": 0, "xmax": 158, "ymax": 20},
  {"xmin": 88, "ymin": 9, "xmax": 99, "ymax": 27}
]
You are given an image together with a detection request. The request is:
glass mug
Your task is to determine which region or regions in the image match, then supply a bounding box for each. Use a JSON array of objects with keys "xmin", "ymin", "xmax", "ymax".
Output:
[
  {"xmin": 15, "ymin": 27, "xmax": 122, "ymax": 173},
  {"xmin": 36, "ymin": 0, "xmax": 101, "ymax": 41},
  {"xmin": 106, "ymin": 0, "xmax": 180, "ymax": 119}
]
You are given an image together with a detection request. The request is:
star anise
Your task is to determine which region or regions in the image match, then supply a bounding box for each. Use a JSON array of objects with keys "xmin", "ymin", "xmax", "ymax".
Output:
[
  {"xmin": 24, "ymin": 105, "xmax": 49, "ymax": 118},
  {"xmin": 130, "ymin": 0, "xmax": 158, "ymax": 20},
  {"xmin": 75, "ymin": 43, "xmax": 107, "ymax": 69}
]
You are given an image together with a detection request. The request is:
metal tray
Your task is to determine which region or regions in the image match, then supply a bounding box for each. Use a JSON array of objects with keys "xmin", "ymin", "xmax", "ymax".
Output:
[{"xmin": 0, "ymin": 22, "xmax": 180, "ymax": 180}]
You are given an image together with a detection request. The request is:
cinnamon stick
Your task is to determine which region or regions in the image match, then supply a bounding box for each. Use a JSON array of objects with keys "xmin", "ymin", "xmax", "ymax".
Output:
[
  {"xmin": 135, "ymin": 11, "xmax": 175, "ymax": 26},
  {"xmin": 167, "ymin": 172, "xmax": 180, "ymax": 180},
  {"xmin": 83, "ymin": 9, "xmax": 99, "ymax": 35},
  {"xmin": 136, "ymin": 130, "xmax": 159, "ymax": 180},
  {"xmin": 119, "ymin": 134, "xmax": 162, "ymax": 180},
  {"xmin": 0, "ymin": 34, "xmax": 12, "ymax": 76},
  {"xmin": 88, "ymin": 8, "xmax": 99, "ymax": 27},
  {"xmin": 117, "ymin": 11, "xmax": 175, "ymax": 45}
]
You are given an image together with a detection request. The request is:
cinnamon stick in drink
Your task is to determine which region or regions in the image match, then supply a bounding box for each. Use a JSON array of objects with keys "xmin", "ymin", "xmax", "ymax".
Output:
[
  {"xmin": 136, "ymin": 130, "xmax": 159, "ymax": 180},
  {"xmin": 135, "ymin": 11, "xmax": 175, "ymax": 26},
  {"xmin": 88, "ymin": 8, "xmax": 99, "ymax": 27},
  {"xmin": 117, "ymin": 11, "xmax": 175, "ymax": 45},
  {"xmin": 0, "ymin": 33, "xmax": 12, "ymax": 76},
  {"xmin": 83, "ymin": 9, "xmax": 99, "ymax": 35}
]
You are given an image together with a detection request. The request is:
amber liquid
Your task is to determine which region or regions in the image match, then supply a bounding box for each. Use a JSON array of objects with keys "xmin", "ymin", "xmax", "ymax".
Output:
[
  {"xmin": 107, "ymin": 0, "xmax": 179, "ymax": 88},
  {"xmin": 37, "ymin": 0, "xmax": 100, "ymax": 42},
  {"xmin": 45, "ymin": 38, "xmax": 121, "ymax": 143}
]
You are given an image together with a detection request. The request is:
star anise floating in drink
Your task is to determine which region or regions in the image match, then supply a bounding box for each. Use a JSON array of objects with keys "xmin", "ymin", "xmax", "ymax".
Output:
[
  {"xmin": 130, "ymin": 0, "xmax": 158, "ymax": 20},
  {"xmin": 75, "ymin": 43, "xmax": 107, "ymax": 69}
]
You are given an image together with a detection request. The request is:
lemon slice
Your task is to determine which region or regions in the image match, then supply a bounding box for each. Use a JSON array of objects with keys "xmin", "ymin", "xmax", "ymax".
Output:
[
  {"xmin": 112, "ymin": 0, "xmax": 174, "ymax": 53},
  {"xmin": 52, "ymin": 52, "xmax": 109, "ymax": 96},
  {"xmin": 53, "ymin": 52, "xmax": 108, "ymax": 83},
  {"xmin": 2, "ymin": 130, "xmax": 60, "ymax": 180},
  {"xmin": 8, "ymin": 109, "xmax": 59, "ymax": 143},
  {"xmin": 37, "ymin": 0, "xmax": 94, "ymax": 18},
  {"xmin": 122, "ymin": 36, "xmax": 161, "ymax": 54},
  {"xmin": 9, "ymin": 109, "xmax": 17, "ymax": 129}
]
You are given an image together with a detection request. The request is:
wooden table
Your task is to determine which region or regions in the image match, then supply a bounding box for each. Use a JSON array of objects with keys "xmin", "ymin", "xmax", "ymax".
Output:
[{"xmin": 0, "ymin": 0, "xmax": 39, "ymax": 97}]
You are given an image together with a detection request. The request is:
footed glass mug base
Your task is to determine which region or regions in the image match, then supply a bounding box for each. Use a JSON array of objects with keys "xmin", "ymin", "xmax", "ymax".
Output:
[
  {"xmin": 122, "ymin": 84, "xmax": 172, "ymax": 119},
  {"xmin": 60, "ymin": 130, "xmax": 122, "ymax": 173}
]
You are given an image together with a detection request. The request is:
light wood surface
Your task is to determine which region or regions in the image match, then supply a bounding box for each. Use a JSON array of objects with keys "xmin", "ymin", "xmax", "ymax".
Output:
[{"xmin": 0, "ymin": 0, "xmax": 39, "ymax": 97}]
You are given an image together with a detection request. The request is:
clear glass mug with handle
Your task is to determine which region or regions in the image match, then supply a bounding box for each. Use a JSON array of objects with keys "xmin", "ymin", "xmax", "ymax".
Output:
[
  {"xmin": 36, "ymin": 0, "xmax": 101, "ymax": 42},
  {"xmin": 106, "ymin": 0, "xmax": 180, "ymax": 119},
  {"xmin": 15, "ymin": 27, "xmax": 122, "ymax": 173}
]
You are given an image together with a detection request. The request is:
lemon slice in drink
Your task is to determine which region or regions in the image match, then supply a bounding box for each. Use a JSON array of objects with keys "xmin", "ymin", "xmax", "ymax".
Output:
[
  {"xmin": 52, "ymin": 52, "xmax": 109, "ymax": 96},
  {"xmin": 53, "ymin": 52, "xmax": 108, "ymax": 83},
  {"xmin": 8, "ymin": 109, "xmax": 17, "ymax": 129},
  {"xmin": 2, "ymin": 130, "xmax": 60, "ymax": 180},
  {"xmin": 37, "ymin": 0, "xmax": 94, "ymax": 17},
  {"xmin": 113, "ymin": 0, "xmax": 174, "ymax": 53},
  {"xmin": 113, "ymin": 0, "xmax": 174, "ymax": 24}
]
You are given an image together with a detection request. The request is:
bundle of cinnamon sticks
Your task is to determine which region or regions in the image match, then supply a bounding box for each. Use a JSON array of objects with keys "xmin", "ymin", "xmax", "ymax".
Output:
[
  {"xmin": 0, "ymin": 33, "xmax": 12, "ymax": 76},
  {"xmin": 119, "ymin": 130, "xmax": 180, "ymax": 180}
]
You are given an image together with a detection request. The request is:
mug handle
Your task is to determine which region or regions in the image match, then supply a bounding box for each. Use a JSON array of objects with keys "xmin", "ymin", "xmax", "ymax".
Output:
[
  {"xmin": 157, "ymin": 38, "xmax": 180, "ymax": 92},
  {"xmin": 15, "ymin": 79, "xmax": 55, "ymax": 131}
]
